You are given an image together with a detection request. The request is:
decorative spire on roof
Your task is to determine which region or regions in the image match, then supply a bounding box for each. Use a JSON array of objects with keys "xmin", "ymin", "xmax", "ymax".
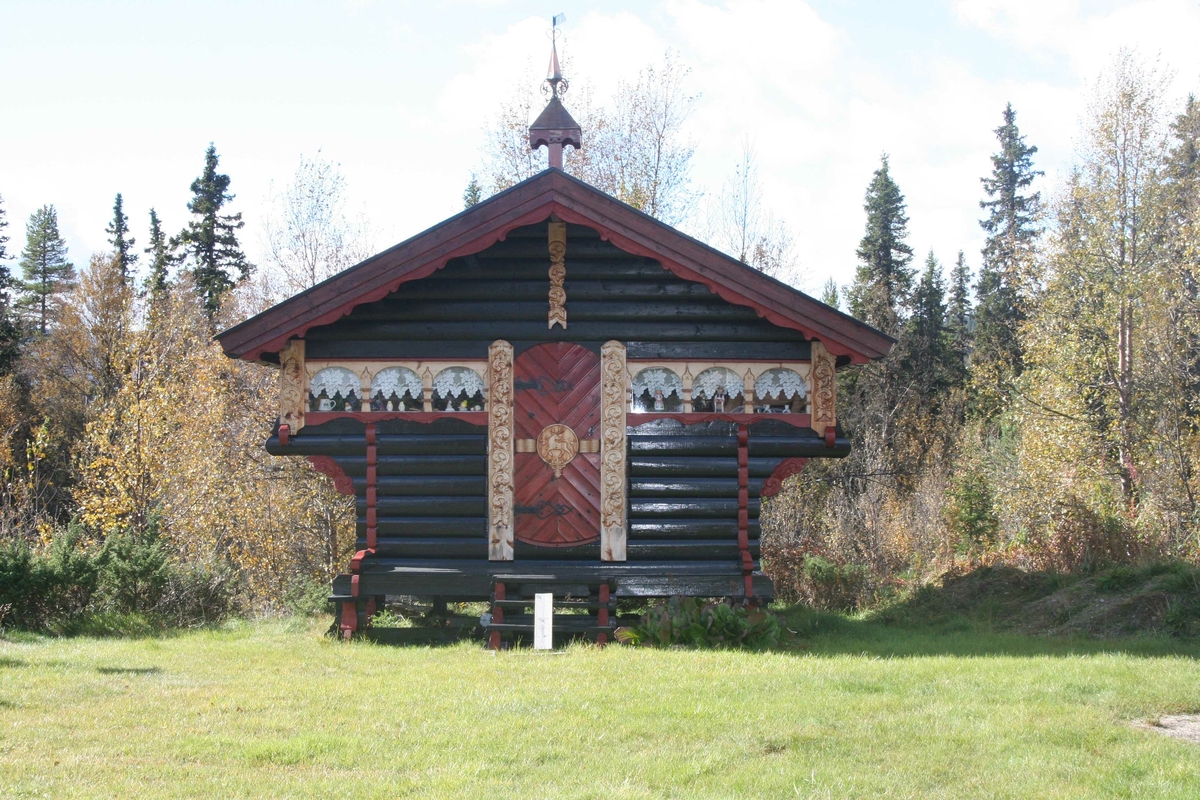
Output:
[{"xmin": 529, "ymin": 13, "xmax": 581, "ymax": 170}]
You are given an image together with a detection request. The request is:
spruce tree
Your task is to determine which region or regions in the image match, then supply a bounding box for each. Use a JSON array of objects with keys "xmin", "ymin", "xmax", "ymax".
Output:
[
  {"xmin": 820, "ymin": 277, "xmax": 840, "ymax": 310},
  {"xmin": 0, "ymin": 193, "xmax": 8, "ymax": 263},
  {"xmin": 105, "ymin": 192, "xmax": 137, "ymax": 281},
  {"xmin": 0, "ymin": 194, "xmax": 19, "ymax": 373},
  {"xmin": 463, "ymin": 174, "xmax": 483, "ymax": 208},
  {"xmin": 18, "ymin": 205, "xmax": 75, "ymax": 335},
  {"xmin": 973, "ymin": 103, "xmax": 1041, "ymax": 416},
  {"xmin": 173, "ymin": 144, "xmax": 251, "ymax": 316},
  {"xmin": 903, "ymin": 251, "xmax": 953, "ymax": 403},
  {"xmin": 847, "ymin": 154, "xmax": 914, "ymax": 335},
  {"xmin": 143, "ymin": 208, "xmax": 170, "ymax": 299},
  {"xmin": 947, "ymin": 250, "xmax": 972, "ymax": 385}
]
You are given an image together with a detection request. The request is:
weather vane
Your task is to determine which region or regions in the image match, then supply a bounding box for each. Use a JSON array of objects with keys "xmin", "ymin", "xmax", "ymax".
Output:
[{"xmin": 545, "ymin": 12, "xmax": 567, "ymax": 99}]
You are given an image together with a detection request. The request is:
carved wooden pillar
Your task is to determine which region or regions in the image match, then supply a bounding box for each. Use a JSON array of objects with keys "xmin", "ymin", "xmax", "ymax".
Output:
[
  {"xmin": 548, "ymin": 221, "xmax": 567, "ymax": 329},
  {"xmin": 810, "ymin": 340, "xmax": 837, "ymax": 432},
  {"xmin": 742, "ymin": 368, "xmax": 756, "ymax": 415},
  {"xmin": 600, "ymin": 340, "xmax": 627, "ymax": 561},
  {"xmin": 421, "ymin": 368, "xmax": 434, "ymax": 413},
  {"xmin": 358, "ymin": 368, "xmax": 372, "ymax": 412},
  {"xmin": 681, "ymin": 365, "xmax": 693, "ymax": 413},
  {"xmin": 487, "ymin": 340, "xmax": 515, "ymax": 561},
  {"xmin": 278, "ymin": 339, "xmax": 306, "ymax": 433}
]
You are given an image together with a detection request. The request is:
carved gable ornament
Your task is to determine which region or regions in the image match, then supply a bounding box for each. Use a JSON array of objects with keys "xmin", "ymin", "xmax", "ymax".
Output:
[{"xmin": 548, "ymin": 221, "xmax": 567, "ymax": 329}]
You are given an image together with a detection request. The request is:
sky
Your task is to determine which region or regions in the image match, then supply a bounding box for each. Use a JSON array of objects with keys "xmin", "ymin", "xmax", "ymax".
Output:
[{"xmin": 2, "ymin": 0, "xmax": 1199, "ymax": 297}]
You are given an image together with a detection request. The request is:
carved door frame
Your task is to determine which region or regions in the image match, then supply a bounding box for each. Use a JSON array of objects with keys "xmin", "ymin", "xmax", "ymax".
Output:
[{"xmin": 487, "ymin": 339, "xmax": 626, "ymax": 561}]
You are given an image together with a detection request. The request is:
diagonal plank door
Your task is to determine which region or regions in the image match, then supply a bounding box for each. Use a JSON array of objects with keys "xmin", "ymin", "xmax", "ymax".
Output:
[{"xmin": 513, "ymin": 342, "xmax": 602, "ymax": 547}]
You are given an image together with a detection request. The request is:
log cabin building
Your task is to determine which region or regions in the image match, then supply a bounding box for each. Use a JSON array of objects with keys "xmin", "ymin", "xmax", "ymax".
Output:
[{"xmin": 218, "ymin": 47, "xmax": 893, "ymax": 644}]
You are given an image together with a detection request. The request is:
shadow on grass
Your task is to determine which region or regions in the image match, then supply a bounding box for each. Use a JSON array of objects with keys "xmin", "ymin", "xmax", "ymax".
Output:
[
  {"xmin": 776, "ymin": 562, "xmax": 1200, "ymax": 659},
  {"xmin": 778, "ymin": 605, "xmax": 1200, "ymax": 660},
  {"xmin": 96, "ymin": 666, "xmax": 163, "ymax": 675},
  {"xmin": 1, "ymin": 612, "xmax": 242, "ymax": 643}
]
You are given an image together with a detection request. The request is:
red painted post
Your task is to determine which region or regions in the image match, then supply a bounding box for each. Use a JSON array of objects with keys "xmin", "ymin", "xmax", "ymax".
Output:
[
  {"xmin": 339, "ymin": 601, "xmax": 357, "ymax": 641},
  {"xmin": 597, "ymin": 583, "xmax": 610, "ymax": 647}
]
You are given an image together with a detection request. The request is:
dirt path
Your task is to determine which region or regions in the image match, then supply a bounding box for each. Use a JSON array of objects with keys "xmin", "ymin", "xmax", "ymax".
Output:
[{"xmin": 1134, "ymin": 715, "xmax": 1200, "ymax": 744}]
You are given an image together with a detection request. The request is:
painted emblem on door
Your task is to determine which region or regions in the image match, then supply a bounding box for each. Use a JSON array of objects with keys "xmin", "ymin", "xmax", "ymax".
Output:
[
  {"xmin": 537, "ymin": 423, "xmax": 579, "ymax": 478},
  {"xmin": 512, "ymin": 342, "xmax": 602, "ymax": 547}
]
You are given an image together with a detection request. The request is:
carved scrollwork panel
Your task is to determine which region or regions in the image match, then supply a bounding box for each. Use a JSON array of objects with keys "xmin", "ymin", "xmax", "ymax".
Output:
[
  {"xmin": 811, "ymin": 341, "xmax": 837, "ymax": 431},
  {"xmin": 487, "ymin": 340, "xmax": 515, "ymax": 561},
  {"xmin": 278, "ymin": 339, "xmax": 306, "ymax": 432},
  {"xmin": 600, "ymin": 340, "xmax": 627, "ymax": 561},
  {"xmin": 548, "ymin": 221, "xmax": 567, "ymax": 329}
]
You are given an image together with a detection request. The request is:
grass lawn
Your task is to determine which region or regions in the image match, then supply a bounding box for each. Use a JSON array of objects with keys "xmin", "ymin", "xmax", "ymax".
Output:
[{"xmin": 0, "ymin": 613, "xmax": 1197, "ymax": 799}]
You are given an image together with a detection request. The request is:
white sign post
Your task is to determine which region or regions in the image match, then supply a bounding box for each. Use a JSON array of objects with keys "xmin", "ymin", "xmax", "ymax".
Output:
[{"xmin": 534, "ymin": 593, "xmax": 553, "ymax": 650}]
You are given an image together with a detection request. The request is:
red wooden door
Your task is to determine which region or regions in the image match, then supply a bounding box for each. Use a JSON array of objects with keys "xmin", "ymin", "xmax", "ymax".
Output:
[{"xmin": 513, "ymin": 342, "xmax": 602, "ymax": 547}]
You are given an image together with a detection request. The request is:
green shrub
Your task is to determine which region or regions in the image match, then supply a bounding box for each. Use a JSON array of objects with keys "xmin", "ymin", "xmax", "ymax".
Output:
[
  {"xmin": 1027, "ymin": 496, "xmax": 1135, "ymax": 573},
  {"xmin": 0, "ymin": 538, "xmax": 43, "ymax": 629},
  {"xmin": 801, "ymin": 556, "xmax": 869, "ymax": 611},
  {"xmin": 0, "ymin": 523, "xmax": 102, "ymax": 629},
  {"xmin": 615, "ymin": 596, "xmax": 790, "ymax": 649},
  {"xmin": 943, "ymin": 470, "xmax": 999, "ymax": 555},
  {"xmin": 281, "ymin": 576, "xmax": 333, "ymax": 618},
  {"xmin": 0, "ymin": 516, "xmax": 241, "ymax": 633},
  {"xmin": 97, "ymin": 519, "xmax": 170, "ymax": 613},
  {"xmin": 156, "ymin": 560, "xmax": 240, "ymax": 626},
  {"xmin": 1095, "ymin": 564, "xmax": 1145, "ymax": 593}
]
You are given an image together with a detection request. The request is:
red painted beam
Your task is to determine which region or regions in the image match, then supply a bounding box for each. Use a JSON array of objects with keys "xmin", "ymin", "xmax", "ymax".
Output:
[{"xmin": 597, "ymin": 583, "xmax": 610, "ymax": 647}]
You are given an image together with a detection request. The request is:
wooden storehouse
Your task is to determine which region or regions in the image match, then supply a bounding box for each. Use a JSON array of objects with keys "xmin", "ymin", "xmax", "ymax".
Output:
[{"xmin": 218, "ymin": 62, "xmax": 893, "ymax": 643}]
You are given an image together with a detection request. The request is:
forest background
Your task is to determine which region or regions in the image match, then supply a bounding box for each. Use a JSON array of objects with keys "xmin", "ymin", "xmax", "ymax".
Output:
[{"xmin": 0, "ymin": 48, "xmax": 1197, "ymax": 625}]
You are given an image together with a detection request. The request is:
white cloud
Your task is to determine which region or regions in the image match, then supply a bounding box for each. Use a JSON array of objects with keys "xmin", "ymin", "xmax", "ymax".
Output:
[{"xmin": 4, "ymin": 1, "xmax": 1197, "ymax": 303}]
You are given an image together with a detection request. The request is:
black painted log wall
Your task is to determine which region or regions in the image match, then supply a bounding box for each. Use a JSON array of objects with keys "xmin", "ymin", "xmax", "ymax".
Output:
[{"xmin": 303, "ymin": 222, "xmax": 812, "ymax": 361}]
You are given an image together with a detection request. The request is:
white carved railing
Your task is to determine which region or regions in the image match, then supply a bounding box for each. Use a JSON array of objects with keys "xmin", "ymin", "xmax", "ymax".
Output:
[{"xmin": 624, "ymin": 360, "xmax": 816, "ymax": 416}]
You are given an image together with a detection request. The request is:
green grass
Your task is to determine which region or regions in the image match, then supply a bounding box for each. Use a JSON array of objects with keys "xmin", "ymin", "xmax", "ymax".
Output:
[{"xmin": 0, "ymin": 616, "xmax": 1198, "ymax": 798}]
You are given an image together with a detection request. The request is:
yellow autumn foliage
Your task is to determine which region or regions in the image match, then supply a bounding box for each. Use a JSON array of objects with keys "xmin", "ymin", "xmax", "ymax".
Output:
[{"xmin": 67, "ymin": 260, "xmax": 355, "ymax": 602}]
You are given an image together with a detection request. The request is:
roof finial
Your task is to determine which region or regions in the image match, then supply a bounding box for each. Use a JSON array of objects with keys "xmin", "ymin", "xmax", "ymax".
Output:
[
  {"xmin": 546, "ymin": 13, "xmax": 565, "ymax": 97},
  {"xmin": 529, "ymin": 12, "xmax": 581, "ymax": 170}
]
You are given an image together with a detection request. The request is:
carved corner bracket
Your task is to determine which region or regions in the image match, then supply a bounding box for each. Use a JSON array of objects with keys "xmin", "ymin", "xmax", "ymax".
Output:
[
  {"xmin": 760, "ymin": 457, "xmax": 809, "ymax": 499},
  {"xmin": 307, "ymin": 455, "xmax": 354, "ymax": 496},
  {"xmin": 548, "ymin": 221, "xmax": 567, "ymax": 329},
  {"xmin": 600, "ymin": 340, "xmax": 627, "ymax": 561},
  {"xmin": 487, "ymin": 340, "xmax": 515, "ymax": 561}
]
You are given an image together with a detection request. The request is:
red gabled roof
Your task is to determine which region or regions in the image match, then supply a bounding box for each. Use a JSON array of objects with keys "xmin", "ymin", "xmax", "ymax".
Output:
[{"xmin": 218, "ymin": 169, "xmax": 895, "ymax": 364}]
